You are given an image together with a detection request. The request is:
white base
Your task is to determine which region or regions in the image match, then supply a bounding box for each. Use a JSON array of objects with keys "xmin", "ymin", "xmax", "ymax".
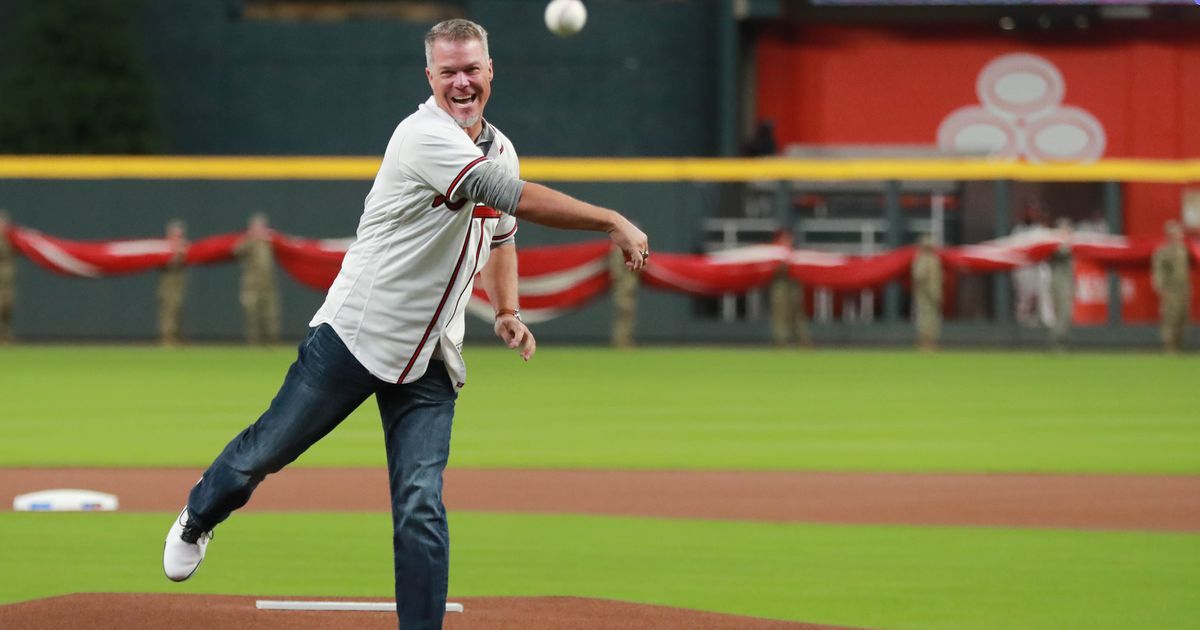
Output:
[
  {"xmin": 256, "ymin": 600, "xmax": 463, "ymax": 613},
  {"xmin": 13, "ymin": 489, "xmax": 118, "ymax": 512}
]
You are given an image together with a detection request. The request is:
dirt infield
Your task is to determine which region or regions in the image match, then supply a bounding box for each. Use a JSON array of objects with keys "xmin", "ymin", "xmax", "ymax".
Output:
[
  {"xmin": 4, "ymin": 467, "xmax": 1198, "ymax": 628},
  {"xmin": 2, "ymin": 467, "xmax": 1199, "ymax": 530},
  {"xmin": 0, "ymin": 594, "xmax": 858, "ymax": 630}
]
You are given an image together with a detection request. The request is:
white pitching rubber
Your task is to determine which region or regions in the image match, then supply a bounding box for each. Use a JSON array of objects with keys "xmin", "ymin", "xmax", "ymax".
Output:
[{"xmin": 256, "ymin": 600, "xmax": 463, "ymax": 613}]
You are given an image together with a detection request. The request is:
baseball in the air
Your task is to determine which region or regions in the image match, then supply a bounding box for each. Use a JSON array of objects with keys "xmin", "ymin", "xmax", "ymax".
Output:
[{"xmin": 544, "ymin": 0, "xmax": 587, "ymax": 37}]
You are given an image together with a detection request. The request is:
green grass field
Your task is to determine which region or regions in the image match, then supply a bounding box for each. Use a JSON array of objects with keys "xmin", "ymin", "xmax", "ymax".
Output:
[
  {"xmin": 3, "ymin": 512, "xmax": 1197, "ymax": 630},
  {"xmin": 1, "ymin": 346, "xmax": 1198, "ymax": 629},
  {"xmin": 1, "ymin": 346, "xmax": 1197, "ymax": 473}
]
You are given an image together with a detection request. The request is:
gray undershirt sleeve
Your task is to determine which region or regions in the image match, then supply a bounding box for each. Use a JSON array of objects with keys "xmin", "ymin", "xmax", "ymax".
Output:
[{"xmin": 458, "ymin": 160, "xmax": 525, "ymax": 215}]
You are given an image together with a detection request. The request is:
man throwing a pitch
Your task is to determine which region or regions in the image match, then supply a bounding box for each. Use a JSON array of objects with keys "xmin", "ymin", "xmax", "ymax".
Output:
[{"xmin": 163, "ymin": 18, "xmax": 648, "ymax": 630}]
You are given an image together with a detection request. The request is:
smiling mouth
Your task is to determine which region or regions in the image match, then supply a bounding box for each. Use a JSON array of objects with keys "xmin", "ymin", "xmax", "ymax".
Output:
[{"xmin": 450, "ymin": 95, "xmax": 476, "ymax": 106}]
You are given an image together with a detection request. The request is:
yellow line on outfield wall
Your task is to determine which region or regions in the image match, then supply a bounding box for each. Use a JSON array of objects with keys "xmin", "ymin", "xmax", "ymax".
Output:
[
  {"xmin": 523, "ymin": 158, "xmax": 1200, "ymax": 183},
  {"xmin": 0, "ymin": 156, "xmax": 383, "ymax": 181},
  {"xmin": 0, "ymin": 155, "xmax": 1197, "ymax": 183}
]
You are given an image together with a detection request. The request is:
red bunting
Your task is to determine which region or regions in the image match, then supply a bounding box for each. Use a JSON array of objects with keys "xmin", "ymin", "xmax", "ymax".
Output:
[
  {"xmin": 642, "ymin": 252, "xmax": 782, "ymax": 296},
  {"xmin": 1070, "ymin": 235, "xmax": 1169, "ymax": 268},
  {"xmin": 6, "ymin": 226, "xmax": 238, "ymax": 277},
  {"xmin": 788, "ymin": 248, "xmax": 916, "ymax": 291},
  {"xmin": 270, "ymin": 233, "xmax": 348, "ymax": 291},
  {"xmin": 186, "ymin": 233, "xmax": 243, "ymax": 266},
  {"xmin": 3, "ymin": 223, "xmax": 1195, "ymax": 324},
  {"xmin": 468, "ymin": 240, "xmax": 613, "ymax": 322},
  {"xmin": 265, "ymin": 235, "xmax": 615, "ymax": 323}
]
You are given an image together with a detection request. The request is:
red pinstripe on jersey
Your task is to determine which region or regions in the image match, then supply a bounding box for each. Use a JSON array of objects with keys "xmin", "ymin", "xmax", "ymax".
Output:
[
  {"xmin": 492, "ymin": 223, "xmax": 518, "ymax": 241},
  {"xmin": 440, "ymin": 220, "xmax": 489, "ymax": 377},
  {"xmin": 396, "ymin": 226, "xmax": 474, "ymax": 384}
]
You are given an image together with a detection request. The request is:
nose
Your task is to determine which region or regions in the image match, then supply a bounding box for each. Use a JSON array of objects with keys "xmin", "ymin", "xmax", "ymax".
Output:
[{"xmin": 453, "ymin": 72, "xmax": 470, "ymax": 89}]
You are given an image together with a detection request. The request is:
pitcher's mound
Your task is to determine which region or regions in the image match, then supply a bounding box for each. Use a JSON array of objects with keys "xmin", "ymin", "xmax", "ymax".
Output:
[{"xmin": 0, "ymin": 593, "xmax": 864, "ymax": 630}]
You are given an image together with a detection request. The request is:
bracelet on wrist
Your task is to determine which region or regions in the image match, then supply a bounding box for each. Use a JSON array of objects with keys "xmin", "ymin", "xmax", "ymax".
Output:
[{"xmin": 495, "ymin": 308, "xmax": 521, "ymax": 322}]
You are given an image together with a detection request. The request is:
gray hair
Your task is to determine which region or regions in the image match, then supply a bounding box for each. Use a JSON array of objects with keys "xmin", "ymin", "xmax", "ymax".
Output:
[{"xmin": 424, "ymin": 19, "xmax": 489, "ymax": 68}]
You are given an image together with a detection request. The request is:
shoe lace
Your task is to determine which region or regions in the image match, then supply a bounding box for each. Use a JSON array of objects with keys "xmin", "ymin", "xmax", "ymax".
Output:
[{"xmin": 181, "ymin": 525, "xmax": 213, "ymax": 545}]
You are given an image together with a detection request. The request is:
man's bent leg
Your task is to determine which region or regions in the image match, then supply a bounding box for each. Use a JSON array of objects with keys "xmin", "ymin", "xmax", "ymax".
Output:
[
  {"xmin": 187, "ymin": 324, "xmax": 377, "ymax": 530},
  {"xmin": 376, "ymin": 366, "xmax": 456, "ymax": 630}
]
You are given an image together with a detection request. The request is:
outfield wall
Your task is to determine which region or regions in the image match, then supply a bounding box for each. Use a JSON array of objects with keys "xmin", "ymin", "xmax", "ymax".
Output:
[
  {"xmin": 1, "ymin": 156, "xmax": 1195, "ymax": 346},
  {"xmin": 0, "ymin": 177, "xmax": 708, "ymax": 343}
]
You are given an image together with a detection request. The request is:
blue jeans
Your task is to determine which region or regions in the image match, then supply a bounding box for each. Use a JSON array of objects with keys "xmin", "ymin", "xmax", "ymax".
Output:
[{"xmin": 187, "ymin": 324, "xmax": 456, "ymax": 630}]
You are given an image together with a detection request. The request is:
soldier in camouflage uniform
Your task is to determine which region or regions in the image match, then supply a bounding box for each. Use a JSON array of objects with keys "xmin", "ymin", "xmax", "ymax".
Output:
[
  {"xmin": 794, "ymin": 280, "xmax": 811, "ymax": 347},
  {"xmin": 0, "ymin": 211, "xmax": 15, "ymax": 344},
  {"xmin": 235, "ymin": 213, "xmax": 281, "ymax": 345},
  {"xmin": 911, "ymin": 235, "xmax": 942, "ymax": 351},
  {"xmin": 769, "ymin": 232, "xmax": 810, "ymax": 348},
  {"xmin": 1048, "ymin": 219, "xmax": 1074, "ymax": 351},
  {"xmin": 609, "ymin": 246, "xmax": 639, "ymax": 348},
  {"xmin": 1151, "ymin": 221, "xmax": 1193, "ymax": 353},
  {"xmin": 769, "ymin": 265, "xmax": 810, "ymax": 347},
  {"xmin": 158, "ymin": 219, "xmax": 188, "ymax": 347}
]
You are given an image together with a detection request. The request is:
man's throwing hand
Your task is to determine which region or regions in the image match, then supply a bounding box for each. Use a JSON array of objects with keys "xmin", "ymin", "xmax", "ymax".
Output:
[
  {"xmin": 495, "ymin": 314, "xmax": 536, "ymax": 361},
  {"xmin": 608, "ymin": 215, "xmax": 650, "ymax": 271}
]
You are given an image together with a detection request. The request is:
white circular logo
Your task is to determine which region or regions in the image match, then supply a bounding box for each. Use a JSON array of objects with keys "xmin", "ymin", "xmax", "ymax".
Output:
[
  {"xmin": 977, "ymin": 53, "xmax": 1064, "ymax": 120},
  {"xmin": 937, "ymin": 105, "xmax": 1021, "ymax": 160},
  {"xmin": 939, "ymin": 53, "xmax": 1105, "ymax": 163},
  {"xmin": 1023, "ymin": 106, "xmax": 1106, "ymax": 163}
]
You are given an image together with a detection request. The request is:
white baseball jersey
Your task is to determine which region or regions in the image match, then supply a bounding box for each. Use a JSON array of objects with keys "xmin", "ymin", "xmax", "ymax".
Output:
[{"xmin": 311, "ymin": 96, "xmax": 519, "ymax": 389}]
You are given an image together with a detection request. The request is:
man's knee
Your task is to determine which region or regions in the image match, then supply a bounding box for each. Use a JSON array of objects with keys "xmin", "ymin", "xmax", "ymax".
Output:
[
  {"xmin": 400, "ymin": 470, "xmax": 443, "ymax": 510},
  {"xmin": 394, "ymin": 473, "xmax": 445, "ymax": 532}
]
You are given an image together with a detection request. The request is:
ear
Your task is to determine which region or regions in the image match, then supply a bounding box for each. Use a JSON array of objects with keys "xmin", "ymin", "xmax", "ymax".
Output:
[{"xmin": 487, "ymin": 59, "xmax": 494, "ymax": 80}]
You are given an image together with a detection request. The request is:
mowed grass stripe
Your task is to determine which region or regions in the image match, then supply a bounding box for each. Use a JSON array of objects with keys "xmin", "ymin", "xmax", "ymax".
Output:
[
  {"xmin": 0, "ymin": 512, "xmax": 1197, "ymax": 630},
  {"xmin": 1, "ymin": 346, "xmax": 1196, "ymax": 473}
]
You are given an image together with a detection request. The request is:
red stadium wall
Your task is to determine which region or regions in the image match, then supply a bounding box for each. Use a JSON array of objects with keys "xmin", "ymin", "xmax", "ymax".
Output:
[
  {"xmin": 1074, "ymin": 260, "xmax": 1200, "ymax": 324},
  {"xmin": 755, "ymin": 23, "xmax": 1200, "ymax": 237}
]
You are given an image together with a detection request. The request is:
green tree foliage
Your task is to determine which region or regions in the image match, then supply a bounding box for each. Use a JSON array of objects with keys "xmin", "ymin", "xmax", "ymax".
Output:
[{"xmin": 0, "ymin": 0, "xmax": 158, "ymax": 153}]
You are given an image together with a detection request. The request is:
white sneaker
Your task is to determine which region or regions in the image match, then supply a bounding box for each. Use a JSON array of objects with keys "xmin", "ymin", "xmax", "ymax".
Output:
[{"xmin": 163, "ymin": 507, "xmax": 212, "ymax": 582}]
